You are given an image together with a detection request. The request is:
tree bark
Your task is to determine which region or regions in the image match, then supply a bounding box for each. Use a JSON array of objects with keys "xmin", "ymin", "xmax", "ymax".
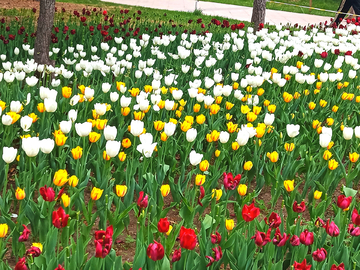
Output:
[
  {"xmin": 34, "ymin": 0, "xmax": 56, "ymax": 66},
  {"xmin": 251, "ymin": 0, "xmax": 266, "ymax": 31}
]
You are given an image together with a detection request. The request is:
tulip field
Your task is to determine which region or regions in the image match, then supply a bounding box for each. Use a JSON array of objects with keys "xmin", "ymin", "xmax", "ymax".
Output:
[{"xmin": 2, "ymin": 5, "xmax": 360, "ymax": 270}]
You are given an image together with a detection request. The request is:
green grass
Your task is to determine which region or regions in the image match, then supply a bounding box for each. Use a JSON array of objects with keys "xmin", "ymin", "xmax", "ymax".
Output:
[{"xmin": 200, "ymin": 0, "xmax": 340, "ymax": 17}]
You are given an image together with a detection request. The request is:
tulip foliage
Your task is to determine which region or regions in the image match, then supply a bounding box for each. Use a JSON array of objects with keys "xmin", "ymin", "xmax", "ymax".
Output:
[{"xmin": 1, "ymin": 5, "xmax": 360, "ymax": 270}]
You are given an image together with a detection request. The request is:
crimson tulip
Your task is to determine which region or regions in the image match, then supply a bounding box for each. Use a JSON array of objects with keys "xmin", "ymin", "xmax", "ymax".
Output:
[
  {"xmin": 324, "ymin": 219, "xmax": 340, "ymax": 237},
  {"xmin": 299, "ymin": 230, "xmax": 314, "ymax": 246},
  {"xmin": 312, "ymin": 248, "xmax": 327, "ymax": 262},
  {"xmin": 137, "ymin": 191, "xmax": 148, "ymax": 209},
  {"xmin": 52, "ymin": 207, "xmax": 69, "ymax": 228},
  {"xmin": 54, "ymin": 265, "xmax": 65, "ymax": 270},
  {"xmin": 337, "ymin": 195, "xmax": 352, "ymax": 209},
  {"xmin": 272, "ymin": 228, "xmax": 289, "ymax": 247},
  {"xmin": 251, "ymin": 229, "xmax": 271, "ymax": 247},
  {"xmin": 211, "ymin": 231, "xmax": 221, "ymax": 244},
  {"xmin": 18, "ymin": 224, "xmax": 30, "ymax": 242},
  {"xmin": 15, "ymin": 257, "xmax": 27, "ymax": 270},
  {"xmin": 264, "ymin": 212, "xmax": 281, "ymax": 228},
  {"xmin": 292, "ymin": 201, "xmax": 306, "ymax": 213},
  {"xmin": 157, "ymin": 218, "xmax": 170, "ymax": 233},
  {"xmin": 330, "ymin": 263, "xmax": 345, "ymax": 270},
  {"xmin": 206, "ymin": 246, "xmax": 222, "ymax": 267},
  {"xmin": 320, "ymin": 52, "xmax": 328, "ymax": 58},
  {"xmin": 293, "ymin": 259, "xmax": 311, "ymax": 270},
  {"xmin": 352, "ymin": 209, "xmax": 360, "ymax": 225},
  {"xmin": 179, "ymin": 226, "xmax": 197, "ymax": 250},
  {"xmin": 223, "ymin": 172, "xmax": 241, "ymax": 190},
  {"xmin": 171, "ymin": 248, "xmax": 181, "ymax": 262},
  {"xmin": 94, "ymin": 225, "xmax": 113, "ymax": 258},
  {"xmin": 315, "ymin": 217, "xmax": 325, "ymax": 227},
  {"xmin": 242, "ymin": 202, "xmax": 260, "ymax": 222},
  {"xmin": 26, "ymin": 246, "xmax": 41, "ymax": 258},
  {"xmin": 39, "ymin": 185, "xmax": 55, "ymax": 202},
  {"xmin": 198, "ymin": 186, "xmax": 205, "ymax": 206},
  {"xmin": 147, "ymin": 241, "xmax": 164, "ymax": 261},
  {"xmin": 348, "ymin": 224, "xmax": 360, "ymax": 236},
  {"xmin": 290, "ymin": 235, "xmax": 300, "ymax": 246}
]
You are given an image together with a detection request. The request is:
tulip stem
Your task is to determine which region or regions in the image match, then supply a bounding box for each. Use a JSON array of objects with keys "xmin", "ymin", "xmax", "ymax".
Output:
[{"xmin": 1, "ymin": 164, "xmax": 9, "ymax": 199}]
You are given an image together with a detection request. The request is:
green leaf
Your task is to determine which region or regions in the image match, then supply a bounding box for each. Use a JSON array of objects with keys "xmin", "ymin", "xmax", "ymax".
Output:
[
  {"xmin": 202, "ymin": 214, "xmax": 215, "ymax": 230},
  {"xmin": 161, "ymin": 256, "xmax": 171, "ymax": 270},
  {"xmin": 343, "ymin": 186, "xmax": 357, "ymax": 198}
]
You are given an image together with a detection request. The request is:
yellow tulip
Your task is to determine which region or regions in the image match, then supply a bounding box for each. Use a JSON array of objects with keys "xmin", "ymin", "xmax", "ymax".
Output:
[
  {"xmin": 209, "ymin": 104, "xmax": 220, "ymax": 115},
  {"xmin": 308, "ymin": 102, "xmax": 316, "ymax": 110},
  {"xmin": 91, "ymin": 187, "xmax": 103, "ymax": 200},
  {"xmin": 314, "ymin": 190, "xmax": 322, "ymax": 200},
  {"xmin": 68, "ymin": 175, "xmax": 79, "ymax": 187},
  {"xmin": 62, "ymin": 86, "xmax": 72, "ymax": 98},
  {"xmin": 61, "ymin": 194, "xmax": 70, "ymax": 207},
  {"xmin": 225, "ymin": 219, "xmax": 235, "ymax": 231},
  {"xmin": 0, "ymin": 224, "xmax": 8, "ymax": 238},
  {"xmin": 225, "ymin": 102, "xmax": 234, "ymax": 110},
  {"xmin": 319, "ymin": 99, "xmax": 327, "ymax": 107},
  {"xmin": 53, "ymin": 169, "xmax": 68, "ymax": 186},
  {"xmin": 243, "ymin": 161, "xmax": 253, "ymax": 171},
  {"xmin": 121, "ymin": 107, "xmax": 130, "ymax": 116},
  {"xmin": 267, "ymin": 104, "xmax": 276, "ymax": 113},
  {"xmin": 89, "ymin": 132, "xmax": 101, "ymax": 143},
  {"xmin": 241, "ymin": 105, "xmax": 251, "ymax": 114},
  {"xmin": 195, "ymin": 175, "xmax": 206, "ymax": 186},
  {"xmin": 215, "ymin": 150, "xmax": 221, "ymax": 157},
  {"xmin": 134, "ymin": 111, "xmax": 145, "ymax": 120},
  {"xmin": 193, "ymin": 103, "xmax": 201, "ymax": 113},
  {"xmin": 328, "ymin": 159, "xmax": 339, "ymax": 170},
  {"xmin": 180, "ymin": 121, "xmax": 192, "ymax": 132},
  {"xmin": 154, "ymin": 121, "xmax": 165, "ymax": 131},
  {"xmin": 284, "ymin": 142, "xmax": 295, "ymax": 152},
  {"xmin": 323, "ymin": 150, "xmax": 332, "ymax": 161},
  {"xmin": 196, "ymin": 114, "xmax": 206, "ymax": 125},
  {"xmin": 227, "ymin": 122, "xmax": 238, "ymax": 133},
  {"xmin": 247, "ymin": 112, "xmax": 257, "ymax": 122},
  {"xmin": 118, "ymin": 152, "xmax": 126, "ymax": 162},
  {"xmin": 332, "ymin": 105, "xmax": 339, "ymax": 112},
  {"xmin": 15, "ymin": 187, "xmax": 25, "ymax": 200},
  {"xmin": 116, "ymin": 185, "xmax": 127, "ymax": 197},
  {"xmin": 232, "ymin": 142, "xmax": 240, "ymax": 151},
  {"xmin": 199, "ymin": 160, "xmax": 209, "ymax": 172},
  {"xmin": 237, "ymin": 184, "xmax": 247, "ymax": 196},
  {"xmin": 349, "ymin": 152, "xmax": 360, "ymax": 163},
  {"xmin": 267, "ymin": 151, "xmax": 279, "ymax": 163},
  {"xmin": 283, "ymin": 180, "xmax": 294, "ymax": 192},
  {"xmin": 32, "ymin": 243, "xmax": 43, "ymax": 252},
  {"xmin": 71, "ymin": 146, "xmax": 83, "ymax": 160},
  {"xmin": 160, "ymin": 184, "xmax": 170, "ymax": 197},
  {"xmin": 211, "ymin": 189, "xmax": 222, "ymax": 201},
  {"xmin": 103, "ymin": 151, "xmax": 111, "ymax": 161}
]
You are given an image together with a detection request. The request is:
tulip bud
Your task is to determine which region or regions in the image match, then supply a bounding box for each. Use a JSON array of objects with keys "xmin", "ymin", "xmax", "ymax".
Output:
[
  {"xmin": 237, "ymin": 184, "xmax": 247, "ymax": 196},
  {"xmin": 225, "ymin": 219, "xmax": 235, "ymax": 231},
  {"xmin": 61, "ymin": 194, "xmax": 70, "ymax": 207},
  {"xmin": 68, "ymin": 175, "xmax": 79, "ymax": 187},
  {"xmin": 15, "ymin": 187, "xmax": 26, "ymax": 200},
  {"xmin": 160, "ymin": 184, "xmax": 170, "ymax": 197}
]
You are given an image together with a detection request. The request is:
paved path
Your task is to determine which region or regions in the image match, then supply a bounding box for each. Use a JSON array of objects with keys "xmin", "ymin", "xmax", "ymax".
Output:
[{"xmin": 101, "ymin": 0, "xmax": 332, "ymax": 25}]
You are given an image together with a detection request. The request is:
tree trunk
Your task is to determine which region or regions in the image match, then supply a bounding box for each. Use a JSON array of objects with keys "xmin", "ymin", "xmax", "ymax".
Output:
[
  {"xmin": 251, "ymin": 0, "xmax": 266, "ymax": 31},
  {"xmin": 34, "ymin": 0, "xmax": 55, "ymax": 66}
]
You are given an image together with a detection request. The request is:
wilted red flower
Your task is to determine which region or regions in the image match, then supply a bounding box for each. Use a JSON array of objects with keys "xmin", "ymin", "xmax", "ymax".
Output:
[
  {"xmin": 25, "ymin": 246, "xmax": 41, "ymax": 258},
  {"xmin": 147, "ymin": 241, "xmax": 164, "ymax": 261},
  {"xmin": 206, "ymin": 246, "xmax": 222, "ymax": 267},
  {"xmin": 223, "ymin": 172, "xmax": 241, "ymax": 190},
  {"xmin": 272, "ymin": 228, "xmax": 289, "ymax": 247},
  {"xmin": 315, "ymin": 217, "xmax": 325, "ymax": 227},
  {"xmin": 293, "ymin": 259, "xmax": 311, "ymax": 270},
  {"xmin": 18, "ymin": 225, "xmax": 30, "ymax": 242},
  {"xmin": 171, "ymin": 248, "xmax": 181, "ymax": 262},
  {"xmin": 312, "ymin": 248, "xmax": 327, "ymax": 262},
  {"xmin": 39, "ymin": 185, "xmax": 55, "ymax": 202},
  {"xmin": 337, "ymin": 195, "xmax": 352, "ymax": 209},
  {"xmin": 15, "ymin": 257, "xmax": 27, "ymax": 270},
  {"xmin": 137, "ymin": 191, "xmax": 149, "ymax": 209},
  {"xmin": 299, "ymin": 229, "xmax": 314, "ymax": 246},
  {"xmin": 352, "ymin": 209, "xmax": 360, "ymax": 225},
  {"xmin": 324, "ymin": 219, "xmax": 340, "ymax": 237},
  {"xmin": 52, "ymin": 207, "xmax": 69, "ymax": 228},
  {"xmin": 290, "ymin": 235, "xmax": 300, "ymax": 246},
  {"xmin": 94, "ymin": 225, "xmax": 113, "ymax": 258},
  {"xmin": 330, "ymin": 263, "xmax": 345, "ymax": 270},
  {"xmin": 348, "ymin": 224, "xmax": 360, "ymax": 236},
  {"xmin": 198, "ymin": 186, "xmax": 205, "ymax": 206},
  {"xmin": 292, "ymin": 201, "xmax": 306, "ymax": 213},
  {"xmin": 251, "ymin": 229, "xmax": 271, "ymax": 247},
  {"xmin": 179, "ymin": 227, "xmax": 197, "ymax": 250},
  {"xmin": 264, "ymin": 212, "xmax": 281, "ymax": 228},
  {"xmin": 157, "ymin": 218, "xmax": 170, "ymax": 233},
  {"xmin": 242, "ymin": 202, "xmax": 260, "ymax": 222},
  {"xmin": 211, "ymin": 231, "xmax": 221, "ymax": 244}
]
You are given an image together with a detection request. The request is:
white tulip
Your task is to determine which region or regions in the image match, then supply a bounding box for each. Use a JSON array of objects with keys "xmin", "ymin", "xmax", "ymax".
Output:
[
  {"xmin": 286, "ymin": 124, "xmax": 300, "ymax": 138},
  {"xmin": 319, "ymin": 133, "xmax": 331, "ymax": 148},
  {"xmin": 10, "ymin": 101, "xmax": 22, "ymax": 113},
  {"xmin": 130, "ymin": 120, "xmax": 144, "ymax": 137},
  {"xmin": 75, "ymin": 122, "xmax": 92, "ymax": 137},
  {"xmin": 94, "ymin": 103, "xmax": 107, "ymax": 116},
  {"xmin": 343, "ymin": 127, "xmax": 353, "ymax": 140},
  {"xmin": 186, "ymin": 128, "xmax": 197, "ymax": 142},
  {"xmin": 136, "ymin": 133, "xmax": 157, "ymax": 158},
  {"xmin": 105, "ymin": 140, "xmax": 121, "ymax": 157},
  {"xmin": 2, "ymin": 147, "xmax": 17, "ymax": 163},
  {"xmin": 172, "ymin": 90, "xmax": 183, "ymax": 100},
  {"xmin": 84, "ymin": 87, "xmax": 94, "ymax": 100},
  {"xmin": 236, "ymin": 130, "xmax": 250, "ymax": 146},
  {"xmin": 60, "ymin": 120, "xmax": 72, "ymax": 134},
  {"xmin": 2, "ymin": 115, "xmax": 12, "ymax": 126},
  {"xmin": 110, "ymin": 92, "xmax": 119, "ymax": 102},
  {"xmin": 68, "ymin": 109, "xmax": 78, "ymax": 122},
  {"xmin": 264, "ymin": 113, "xmax": 275, "ymax": 126},
  {"xmin": 25, "ymin": 76, "xmax": 38, "ymax": 87},
  {"xmin": 40, "ymin": 138, "xmax": 55, "ymax": 154},
  {"xmin": 102, "ymin": 83, "xmax": 111, "ymax": 93},
  {"xmin": 20, "ymin": 116, "xmax": 33, "ymax": 132},
  {"xmin": 219, "ymin": 131, "xmax": 230, "ymax": 143},
  {"xmin": 165, "ymin": 100, "xmax": 175, "ymax": 111},
  {"xmin": 104, "ymin": 126, "xmax": 117, "ymax": 141},
  {"xmin": 120, "ymin": 96, "xmax": 132, "ymax": 107},
  {"xmin": 22, "ymin": 137, "xmax": 40, "ymax": 157},
  {"xmin": 44, "ymin": 98, "xmax": 57, "ymax": 112},
  {"xmin": 189, "ymin": 150, "xmax": 203, "ymax": 166}
]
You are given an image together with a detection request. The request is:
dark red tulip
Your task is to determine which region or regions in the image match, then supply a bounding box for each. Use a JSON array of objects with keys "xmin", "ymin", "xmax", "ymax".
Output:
[
  {"xmin": 290, "ymin": 235, "xmax": 300, "ymax": 246},
  {"xmin": 25, "ymin": 246, "xmax": 41, "ymax": 258},
  {"xmin": 320, "ymin": 52, "xmax": 328, "ymax": 58},
  {"xmin": 171, "ymin": 248, "xmax": 181, "ymax": 262},
  {"xmin": 179, "ymin": 226, "xmax": 197, "ymax": 250},
  {"xmin": 334, "ymin": 49, "xmax": 340, "ymax": 55},
  {"xmin": 324, "ymin": 219, "xmax": 340, "ymax": 237},
  {"xmin": 264, "ymin": 212, "xmax": 281, "ymax": 228},
  {"xmin": 206, "ymin": 246, "xmax": 222, "ymax": 267},
  {"xmin": 315, "ymin": 217, "xmax": 325, "ymax": 227},
  {"xmin": 157, "ymin": 218, "xmax": 170, "ymax": 233},
  {"xmin": 352, "ymin": 209, "xmax": 360, "ymax": 225},
  {"xmin": 146, "ymin": 241, "xmax": 164, "ymax": 261},
  {"xmin": 198, "ymin": 186, "xmax": 205, "ymax": 206},
  {"xmin": 330, "ymin": 263, "xmax": 345, "ymax": 270},
  {"xmin": 39, "ymin": 185, "xmax": 55, "ymax": 202},
  {"xmin": 94, "ymin": 225, "xmax": 113, "ymax": 258},
  {"xmin": 300, "ymin": 229, "xmax": 314, "ymax": 246},
  {"xmin": 242, "ymin": 202, "xmax": 260, "ymax": 222},
  {"xmin": 337, "ymin": 195, "xmax": 352, "ymax": 209},
  {"xmin": 312, "ymin": 248, "xmax": 327, "ymax": 262},
  {"xmin": 18, "ymin": 224, "xmax": 30, "ymax": 242},
  {"xmin": 52, "ymin": 207, "xmax": 69, "ymax": 228},
  {"xmin": 345, "ymin": 50, "xmax": 352, "ymax": 55},
  {"xmin": 272, "ymin": 228, "xmax": 289, "ymax": 247},
  {"xmin": 348, "ymin": 224, "xmax": 360, "ymax": 236},
  {"xmin": 15, "ymin": 257, "xmax": 27, "ymax": 270},
  {"xmin": 293, "ymin": 259, "xmax": 311, "ymax": 270},
  {"xmin": 223, "ymin": 172, "xmax": 241, "ymax": 190},
  {"xmin": 137, "ymin": 191, "xmax": 148, "ymax": 209},
  {"xmin": 211, "ymin": 231, "xmax": 221, "ymax": 244},
  {"xmin": 292, "ymin": 201, "xmax": 306, "ymax": 213},
  {"xmin": 251, "ymin": 229, "xmax": 271, "ymax": 247}
]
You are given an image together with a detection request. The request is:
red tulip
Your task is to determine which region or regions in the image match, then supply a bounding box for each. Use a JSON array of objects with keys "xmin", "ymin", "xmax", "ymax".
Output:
[
  {"xmin": 352, "ymin": 209, "xmax": 360, "ymax": 225},
  {"xmin": 171, "ymin": 248, "xmax": 181, "ymax": 262},
  {"xmin": 334, "ymin": 49, "xmax": 340, "ymax": 55},
  {"xmin": 223, "ymin": 172, "xmax": 241, "ymax": 190},
  {"xmin": 157, "ymin": 218, "xmax": 170, "ymax": 233},
  {"xmin": 292, "ymin": 201, "xmax": 306, "ymax": 213},
  {"xmin": 312, "ymin": 248, "xmax": 327, "ymax": 262},
  {"xmin": 39, "ymin": 185, "xmax": 55, "ymax": 202},
  {"xmin": 54, "ymin": 265, "xmax": 65, "ymax": 270},
  {"xmin": 206, "ymin": 246, "xmax": 222, "ymax": 267},
  {"xmin": 324, "ymin": 219, "xmax": 340, "ymax": 237},
  {"xmin": 94, "ymin": 225, "xmax": 113, "ymax": 258},
  {"xmin": 299, "ymin": 229, "xmax": 314, "ymax": 246},
  {"xmin": 147, "ymin": 241, "xmax": 164, "ymax": 261},
  {"xmin": 345, "ymin": 50, "xmax": 352, "ymax": 56},
  {"xmin": 330, "ymin": 263, "xmax": 345, "ymax": 270},
  {"xmin": 211, "ymin": 231, "xmax": 221, "ymax": 244},
  {"xmin": 251, "ymin": 229, "xmax": 271, "ymax": 247},
  {"xmin": 25, "ymin": 246, "xmax": 41, "ymax": 258},
  {"xmin": 137, "ymin": 191, "xmax": 148, "ymax": 209},
  {"xmin": 337, "ymin": 195, "xmax": 352, "ymax": 209},
  {"xmin": 290, "ymin": 235, "xmax": 300, "ymax": 246},
  {"xmin": 320, "ymin": 52, "xmax": 328, "ymax": 58},
  {"xmin": 242, "ymin": 202, "xmax": 260, "ymax": 222},
  {"xmin": 15, "ymin": 257, "xmax": 27, "ymax": 270},
  {"xmin": 18, "ymin": 224, "xmax": 30, "ymax": 242},
  {"xmin": 348, "ymin": 224, "xmax": 360, "ymax": 236},
  {"xmin": 179, "ymin": 226, "xmax": 197, "ymax": 250},
  {"xmin": 272, "ymin": 228, "xmax": 289, "ymax": 247},
  {"xmin": 264, "ymin": 212, "xmax": 281, "ymax": 228},
  {"xmin": 293, "ymin": 259, "xmax": 311, "ymax": 270},
  {"xmin": 198, "ymin": 186, "xmax": 205, "ymax": 206},
  {"xmin": 52, "ymin": 207, "xmax": 69, "ymax": 228}
]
